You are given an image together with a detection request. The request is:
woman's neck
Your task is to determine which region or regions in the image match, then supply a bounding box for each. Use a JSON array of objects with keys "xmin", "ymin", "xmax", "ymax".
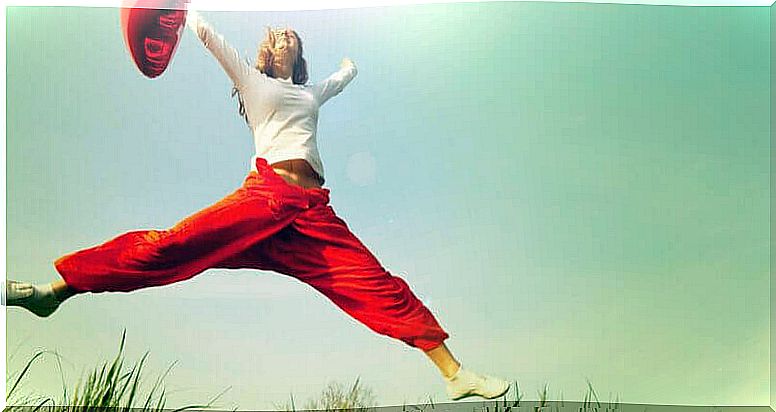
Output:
[{"xmin": 273, "ymin": 60, "xmax": 293, "ymax": 81}]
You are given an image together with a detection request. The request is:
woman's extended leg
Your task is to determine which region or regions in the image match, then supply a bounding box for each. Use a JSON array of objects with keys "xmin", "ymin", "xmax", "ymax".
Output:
[
  {"xmin": 51, "ymin": 279, "xmax": 77, "ymax": 302},
  {"xmin": 423, "ymin": 342, "xmax": 510, "ymax": 400},
  {"xmin": 5, "ymin": 160, "xmax": 310, "ymax": 316},
  {"xmin": 2, "ymin": 280, "xmax": 64, "ymax": 317},
  {"xmin": 237, "ymin": 188, "xmax": 510, "ymax": 400},
  {"xmin": 425, "ymin": 342, "xmax": 461, "ymax": 378}
]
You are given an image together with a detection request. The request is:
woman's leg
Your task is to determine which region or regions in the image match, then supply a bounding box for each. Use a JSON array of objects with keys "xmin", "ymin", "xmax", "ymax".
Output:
[
  {"xmin": 5, "ymin": 274, "xmax": 88, "ymax": 317},
  {"xmin": 424, "ymin": 342, "xmax": 461, "ymax": 379},
  {"xmin": 262, "ymin": 205, "xmax": 451, "ymax": 351},
  {"xmin": 51, "ymin": 279, "xmax": 77, "ymax": 302},
  {"xmin": 5, "ymin": 162, "xmax": 310, "ymax": 316},
  {"xmin": 251, "ymin": 191, "xmax": 509, "ymax": 399},
  {"xmin": 3, "ymin": 280, "xmax": 64, "ymax": 317},
  {"xmin": 423, "ymin": 342, "xmax": 510, "ymax": 400},
  {"xmin": 52, "ymin": 171, "xmax": 307, "ymax": 293}
]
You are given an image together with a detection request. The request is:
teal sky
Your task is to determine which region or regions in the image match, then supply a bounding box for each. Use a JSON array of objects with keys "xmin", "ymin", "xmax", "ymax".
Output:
[{"xmin": 5, "ymin": 2, "xmax": 770, "ymax": 410}]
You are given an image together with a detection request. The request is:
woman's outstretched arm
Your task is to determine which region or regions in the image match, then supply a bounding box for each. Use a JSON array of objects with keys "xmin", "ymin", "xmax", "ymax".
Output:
[
  {"xmin": 313, "ymin": 57, "xmax": 358, "ymax": 105},
  {"xmin": 186, "ymin": 10, "xmax": 254, "ymax": 89}
]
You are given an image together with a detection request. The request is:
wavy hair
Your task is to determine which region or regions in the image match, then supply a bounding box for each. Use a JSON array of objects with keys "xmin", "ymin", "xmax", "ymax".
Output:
[{"xmin": 231, "ymin": 28, "xmax": 309, "ymax": 126}]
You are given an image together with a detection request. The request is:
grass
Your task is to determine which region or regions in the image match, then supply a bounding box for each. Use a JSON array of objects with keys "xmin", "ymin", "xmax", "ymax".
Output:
[
  {"xmin": 277, "ymin": 375, "xmax": 622, "ymax": 412},
  {"xmin": 6, "ymin": 331, "xmax": 623, "ymax": 412},
  {"xmin": 487, "ymin": 379, "xmax": 622, "ymax": 412},
  {"xmin": 5, "ymin": 329, "xmax": 229, "ymax": 412},
  {"xmin": 275, "ymin": 377, "xmax": 377, "ymax": 412}
]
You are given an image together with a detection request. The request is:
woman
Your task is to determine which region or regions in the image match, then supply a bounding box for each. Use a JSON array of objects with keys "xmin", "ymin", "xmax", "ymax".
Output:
[{"xmin": 3, "ymin": 10, "xmax": 510, "ymax": 401}]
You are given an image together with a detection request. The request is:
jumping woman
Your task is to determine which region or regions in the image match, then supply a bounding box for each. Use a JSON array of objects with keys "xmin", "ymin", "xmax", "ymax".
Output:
[{"xmin": 3, "ymin": 10, "xmax": 511, "ymax": 401}]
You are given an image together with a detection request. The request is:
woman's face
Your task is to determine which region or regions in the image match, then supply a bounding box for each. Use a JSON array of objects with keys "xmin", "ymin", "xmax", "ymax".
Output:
[{"xmin": 269, "ymin": 27, "xmax": 299, "ymax": 61}]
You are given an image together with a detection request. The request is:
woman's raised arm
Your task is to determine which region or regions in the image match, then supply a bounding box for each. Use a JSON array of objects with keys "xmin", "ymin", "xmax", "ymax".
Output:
[
  {"xmin": 186, "ymin": 10, "xmax": 253, "ymax": 89},
  {"xmin": 313, "ymin": 58, "xmax": 358, "ymax": 105}
]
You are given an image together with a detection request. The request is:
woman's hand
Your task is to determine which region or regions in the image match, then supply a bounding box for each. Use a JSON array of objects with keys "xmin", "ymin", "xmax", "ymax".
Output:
[
  {"xmin": 340, "ymin": 57, "xmax": 355, "ymax": 70},
  {"xmin": 264, "ymin": 26, "xmax": 276, "ymax": 49}
]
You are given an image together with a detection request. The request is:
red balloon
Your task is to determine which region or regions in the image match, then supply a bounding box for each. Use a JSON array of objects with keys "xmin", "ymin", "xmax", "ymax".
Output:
[{"xmin": 120, "ymin": 0, "xmax": 188, "ymax": 79}]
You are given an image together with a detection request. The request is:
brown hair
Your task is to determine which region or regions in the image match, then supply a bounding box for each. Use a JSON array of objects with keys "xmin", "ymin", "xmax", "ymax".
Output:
[{"xmin": 232, "ymin": 28, "xmax": 309, "ymax": 125}]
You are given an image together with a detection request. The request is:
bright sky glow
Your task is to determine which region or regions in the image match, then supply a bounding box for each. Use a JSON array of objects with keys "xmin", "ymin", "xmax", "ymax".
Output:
[{"xmin": 0, "ymin": 0, "xmax": 773, "ymax": 8}]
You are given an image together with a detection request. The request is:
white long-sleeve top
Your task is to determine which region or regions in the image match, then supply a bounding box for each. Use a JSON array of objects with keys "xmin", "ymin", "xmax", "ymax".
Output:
[{"xmin": 186, "ymin": 10, "xmax": 357, "ymax": 183}]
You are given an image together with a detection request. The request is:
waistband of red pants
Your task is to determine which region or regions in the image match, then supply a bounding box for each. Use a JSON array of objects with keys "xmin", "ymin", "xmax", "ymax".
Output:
[{"xmin": 253, "ymin": 157, "xmax": 330, "ymax": 206}]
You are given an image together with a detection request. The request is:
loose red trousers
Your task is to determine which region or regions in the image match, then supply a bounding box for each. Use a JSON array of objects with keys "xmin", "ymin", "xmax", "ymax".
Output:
[{"xmin": 54, "ymin": 158, "xmax": 450, "ymax": 351}]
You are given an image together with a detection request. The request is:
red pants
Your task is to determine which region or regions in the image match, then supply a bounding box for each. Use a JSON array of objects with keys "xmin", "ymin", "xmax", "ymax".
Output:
[{"xmin": 54, "ymin": 158, "xmax": 450, "ymax": 351}]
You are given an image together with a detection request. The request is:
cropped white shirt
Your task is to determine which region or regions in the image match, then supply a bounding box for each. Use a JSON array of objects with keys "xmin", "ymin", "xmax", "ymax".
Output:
[{"xmin": 186, "ymin": 11, "xmax": 357, "ymax": 183}]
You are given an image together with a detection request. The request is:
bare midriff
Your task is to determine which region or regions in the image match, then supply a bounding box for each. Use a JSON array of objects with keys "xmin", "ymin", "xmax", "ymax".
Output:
[{"xmin": 270, "ymin": 158, "xmax": 324, "ymax": 189}]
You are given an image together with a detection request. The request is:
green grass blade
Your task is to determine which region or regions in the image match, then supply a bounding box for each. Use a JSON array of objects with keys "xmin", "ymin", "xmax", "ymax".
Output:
[
  {"xmin": 124, "ymin": 351, "xmax": 151, "ymax": 410},
  {"xmin": 8, "ymin": 350, "xmax": 46, "ymax": 399},
  {"xmin": 142, "ymin": 360, "xmax": 179, "ymax": 411}
]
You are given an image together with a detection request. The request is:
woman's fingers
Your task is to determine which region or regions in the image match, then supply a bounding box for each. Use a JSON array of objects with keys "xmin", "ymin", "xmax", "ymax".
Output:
[{"xmin": 267, "ymin": 27, "xmax": 276, "ymax": 48}]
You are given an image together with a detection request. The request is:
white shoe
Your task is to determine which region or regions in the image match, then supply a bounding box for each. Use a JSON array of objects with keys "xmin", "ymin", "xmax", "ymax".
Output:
[
  {"xmin": 445, "ymin": 365, "xmax": 510, "ymax": 401},
  {"xmin": 2, "ymin": 280, "xmax": 61, "ymax": 318}
]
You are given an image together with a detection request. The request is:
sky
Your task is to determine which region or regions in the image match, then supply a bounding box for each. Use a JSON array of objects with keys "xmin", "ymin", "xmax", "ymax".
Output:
[
  {"xmin": 4, "ymin": 1, "xmax": 771, "ymax": 410},
  {"xmin": 2, "ymin": 0, "xmax": 776, "ymax": 8}
]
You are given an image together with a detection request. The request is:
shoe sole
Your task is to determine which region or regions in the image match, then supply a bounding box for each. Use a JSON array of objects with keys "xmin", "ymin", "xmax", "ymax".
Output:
[{"xmin": 450, "ymin": 382, "xmax": 511, "ymax": 401}]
